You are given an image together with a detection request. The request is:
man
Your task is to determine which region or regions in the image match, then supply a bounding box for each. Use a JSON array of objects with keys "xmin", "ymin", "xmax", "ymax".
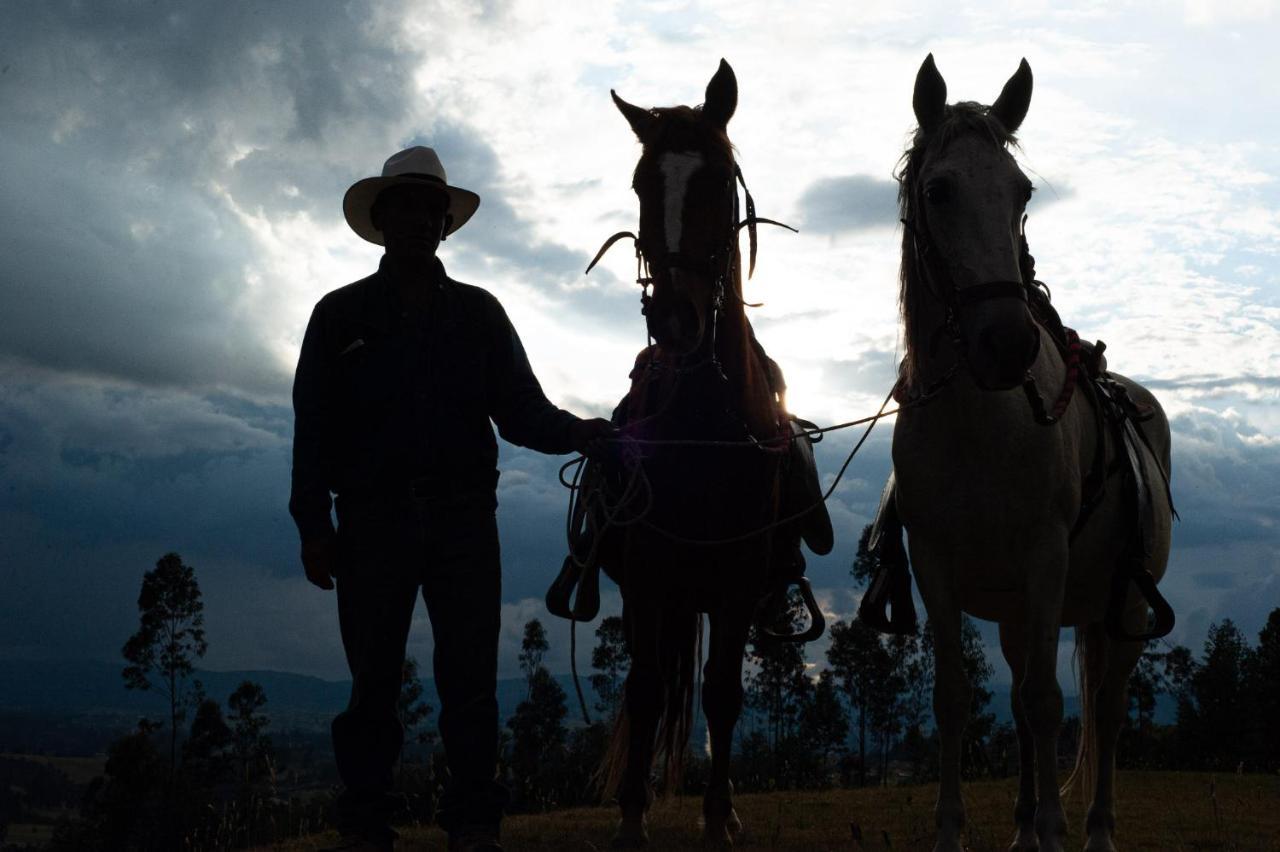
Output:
[{"xmin": 290, "ymin": 146, "xmax": 613, "ymax": 852}]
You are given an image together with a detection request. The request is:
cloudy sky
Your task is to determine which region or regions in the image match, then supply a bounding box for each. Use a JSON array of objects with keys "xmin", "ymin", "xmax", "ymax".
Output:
[{"xmin": 1, "ymin": 0, "xmax": 1277, "ymax": 688}]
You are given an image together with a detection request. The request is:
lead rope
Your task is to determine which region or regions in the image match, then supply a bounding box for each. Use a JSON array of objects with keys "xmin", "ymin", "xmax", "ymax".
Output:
[{"xmin": 562, "ymin": 388, "xmax": 897, "ymax": 550}]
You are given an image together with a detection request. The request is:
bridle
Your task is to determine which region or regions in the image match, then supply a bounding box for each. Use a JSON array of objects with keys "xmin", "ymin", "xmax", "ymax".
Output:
[
  {"xmin": 901, "ymin": 198, "xmax": 1081, "ymax": 425},
  {"xmin": 586, "ymin": 162, "xmax": 795, "ymax": 374}
]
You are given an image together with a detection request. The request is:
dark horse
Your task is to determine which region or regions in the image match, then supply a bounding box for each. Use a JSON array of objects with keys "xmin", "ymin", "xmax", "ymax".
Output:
[{"xmin": 590, "ymin": 60, "xmax": 827, "ymax": 847}]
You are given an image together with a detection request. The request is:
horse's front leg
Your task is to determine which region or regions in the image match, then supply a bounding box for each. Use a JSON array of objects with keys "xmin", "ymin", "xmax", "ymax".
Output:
[
  {"xmin": 1021, "ymin": 550, "xmax": 1070, "ymax": 852},
  {"xmin": 914, "ymin": 553, "xmax": 970, "ymax": 852},
  {"xmin": 1000, "ymin": 621, "xmax": 1039, "ymax": 852},
  {"xmin": 701, "ymin": 606, "xmax": 751, "ymax": 847},
  {"xmin": 612, "ymin": 597, "xmax": 661, "ymax": 848},
  {"xmin": 1083, "ymin": 612, "xmax": 1143, "ymax": 852}
]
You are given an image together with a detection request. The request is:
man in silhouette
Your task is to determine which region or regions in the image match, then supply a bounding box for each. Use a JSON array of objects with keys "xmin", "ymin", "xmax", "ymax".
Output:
[{"xmin": 290, "ymin": 146, "xmax": 613, "ymax": 852}]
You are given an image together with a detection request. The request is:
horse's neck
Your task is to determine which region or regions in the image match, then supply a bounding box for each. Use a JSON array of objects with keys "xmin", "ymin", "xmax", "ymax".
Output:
[{"xmin": 716, "ymin": 306, "xmax": 781, "ymax": 439}]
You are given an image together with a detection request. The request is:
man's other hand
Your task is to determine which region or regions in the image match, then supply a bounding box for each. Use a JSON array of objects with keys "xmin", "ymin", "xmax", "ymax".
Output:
[
  {"xmin": 301, "ymin": 537, "xmax": 338, "ymax": 590},
  {"xmin": 569, "ymin": 418, "xmax": 618, "ymax": 456}
]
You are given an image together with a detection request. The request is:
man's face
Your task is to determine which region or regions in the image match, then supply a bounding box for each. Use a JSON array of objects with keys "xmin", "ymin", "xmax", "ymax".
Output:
[{"xmin": 373, "ymin": 183, "xmax": 453, "ymax": 260}]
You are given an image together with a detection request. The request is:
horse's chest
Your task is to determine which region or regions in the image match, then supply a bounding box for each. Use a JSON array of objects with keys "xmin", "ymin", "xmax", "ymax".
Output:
[{"xmin": 892, "ymin": 411, "xmax": 1075, "ymax": 566}]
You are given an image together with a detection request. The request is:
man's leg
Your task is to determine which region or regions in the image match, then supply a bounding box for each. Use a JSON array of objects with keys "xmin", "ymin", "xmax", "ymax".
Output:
[
  {"xmin": 420, "ymin": 507, "xmax": 508, "ymax": 838},
  {"xmin": 332, "ymin": 512, "xmax": 419, "ymax": 841}
]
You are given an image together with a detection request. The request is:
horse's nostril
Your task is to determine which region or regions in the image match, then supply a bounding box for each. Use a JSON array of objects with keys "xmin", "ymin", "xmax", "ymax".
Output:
[{"xmin": 980, "ymin": 325, "xmax": 1035, "ymax": 364}]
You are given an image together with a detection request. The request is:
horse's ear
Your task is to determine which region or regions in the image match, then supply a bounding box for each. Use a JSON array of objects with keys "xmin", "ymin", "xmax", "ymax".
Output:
[
  {"xmin": 703, "ymin": 58, "xmax": 737, "ymax": 128},
  {"xmin": 912, "ymin": 53, "xmax": 947, "ymax": 133},
  {"xmin": 990, "ymin": 58, "xmax": 1033, "ymax": 135},
  {"xmin": 916, "ymin": 54, "xmax": 947, "ymax": 133},
  {"xmin": 612, "ymin": 90, "xmax": 654, "ymax": 139}
]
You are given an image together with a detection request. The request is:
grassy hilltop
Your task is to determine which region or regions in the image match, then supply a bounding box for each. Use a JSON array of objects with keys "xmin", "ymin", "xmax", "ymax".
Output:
[{"xmin": 267, "ymin": 771, "xmax": 1279, "ymax": 851}]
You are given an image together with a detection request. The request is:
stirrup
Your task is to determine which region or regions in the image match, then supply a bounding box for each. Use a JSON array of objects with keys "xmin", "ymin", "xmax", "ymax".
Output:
[
  {"xmin": 545, "ymin": 555, "xmax": 600, "ymax": 622},
  {"xmin": 858, "ymin": 556, "xmax": 918, "ymax": 636},
  {"xmin": 1105, "ymin": 564, "xmax": 1174, "ymax": 642},
  {"xmin": 761, "ymin": 577, "xmax": 825, "ymax": 643}
]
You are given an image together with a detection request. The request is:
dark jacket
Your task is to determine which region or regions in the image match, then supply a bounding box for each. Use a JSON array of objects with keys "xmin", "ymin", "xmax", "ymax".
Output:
[{"xmin": 289, "ymin": 257, "xmax": 579, "ymax": 541}]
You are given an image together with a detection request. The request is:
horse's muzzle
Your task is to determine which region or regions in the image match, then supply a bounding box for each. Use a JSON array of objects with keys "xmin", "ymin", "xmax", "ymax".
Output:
[
  {"xmin": 646, "ymin": 270, "xmax": 708, "ymax": 354},
  {"xmin": 968, "ymin": 313, "xmax": 1041, "ymax": 391}
]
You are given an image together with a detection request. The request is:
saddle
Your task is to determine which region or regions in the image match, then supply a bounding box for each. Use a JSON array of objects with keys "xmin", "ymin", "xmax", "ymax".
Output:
[
  {"xmin": 546, "ymin": 343, "xmax": 833, "ymax": 625},
  {"xmin": 859, "ymin": 288, "xmax": 1176, "ymax": 641}
]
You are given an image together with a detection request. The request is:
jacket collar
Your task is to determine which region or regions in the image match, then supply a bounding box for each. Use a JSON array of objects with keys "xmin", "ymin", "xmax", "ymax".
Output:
[{"xmin": 357, "ymin": 256, "xmax": 453, "ymax": 333}]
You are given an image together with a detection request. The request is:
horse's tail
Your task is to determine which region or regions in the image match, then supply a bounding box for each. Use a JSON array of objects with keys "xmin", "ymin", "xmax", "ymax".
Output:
[
  {"xmin": 1061, "ymin": 622, "xmax": 1102, "ymax": 800},
  {"xmin": 599, "ymin": 609, "xmax": 702, "ymax": 799}
]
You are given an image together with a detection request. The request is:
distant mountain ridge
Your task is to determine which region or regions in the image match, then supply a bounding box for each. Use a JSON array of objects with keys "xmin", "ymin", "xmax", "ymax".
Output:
[
  {"xmin": 2, "ymin": 658, "xmax": 1164, "ymax": 736},
  {"xmin": 0, "ymin": 658, "xmax": 597, "ymax": 731}
]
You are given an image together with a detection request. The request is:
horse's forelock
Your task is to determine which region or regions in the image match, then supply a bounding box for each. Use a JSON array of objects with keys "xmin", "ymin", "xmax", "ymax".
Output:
[{"xmin": 634, "ymin": 106, "xmax": 734, "ymax": 166}]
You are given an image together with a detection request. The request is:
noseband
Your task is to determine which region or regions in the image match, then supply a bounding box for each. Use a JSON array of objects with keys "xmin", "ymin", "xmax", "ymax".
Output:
[{"xmin": 901, "ymin": 210, "xmax": 1036, "ymax": 351}]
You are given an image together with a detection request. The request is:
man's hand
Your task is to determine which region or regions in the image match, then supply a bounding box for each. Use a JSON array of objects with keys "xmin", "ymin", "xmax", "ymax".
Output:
[
  {"xmin": 569, "ymin": 417, "xmax": 618, "ymax": 457},
  {"xmin": 301, "ymin": 536, "xmax": 338, "ymax": 590}
]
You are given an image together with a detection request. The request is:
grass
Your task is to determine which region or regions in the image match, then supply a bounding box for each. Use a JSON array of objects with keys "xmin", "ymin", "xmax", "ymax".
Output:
[
  {"xmin": 0, "ymin": 751, "xmax": 106, "ymax": 785},
  {"xmin": 265, "ymin": 771, "xmax": 1280, "ymax": 851}
]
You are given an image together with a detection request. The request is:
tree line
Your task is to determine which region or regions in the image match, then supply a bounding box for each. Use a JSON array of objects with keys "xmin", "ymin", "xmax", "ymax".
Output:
[{"xmin": 17, "ymin": 544, "xmax": 1279, "ymax": 849}]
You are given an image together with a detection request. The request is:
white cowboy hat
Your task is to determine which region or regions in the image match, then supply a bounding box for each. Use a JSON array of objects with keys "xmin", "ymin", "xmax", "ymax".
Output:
[{"xmin": 342, "ymin": 146, "xmax": 481, "ymax": 245}]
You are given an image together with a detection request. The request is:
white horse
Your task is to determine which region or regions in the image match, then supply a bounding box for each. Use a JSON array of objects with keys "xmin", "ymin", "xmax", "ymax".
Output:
[{"xmin": 889, "ymin": 55, "xmax": 1174, "ymax": 852}]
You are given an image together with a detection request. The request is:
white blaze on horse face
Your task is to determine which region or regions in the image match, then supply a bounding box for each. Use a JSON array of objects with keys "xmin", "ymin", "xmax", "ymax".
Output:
[{"xmin": 659, "ymin": 151, "xmax": 704, "ymax": 253}]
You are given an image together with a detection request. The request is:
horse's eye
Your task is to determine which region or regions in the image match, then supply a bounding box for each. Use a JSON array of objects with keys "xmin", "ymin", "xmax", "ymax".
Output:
[{"xmin": 924, "ymin": 179, "xmax": 950, "ymax": 204}]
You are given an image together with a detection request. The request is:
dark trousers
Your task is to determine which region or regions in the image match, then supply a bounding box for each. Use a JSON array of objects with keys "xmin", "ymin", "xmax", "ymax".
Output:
[{"xmin": 331, "ymin": 493, "xmax": 508, "ymax": 835}]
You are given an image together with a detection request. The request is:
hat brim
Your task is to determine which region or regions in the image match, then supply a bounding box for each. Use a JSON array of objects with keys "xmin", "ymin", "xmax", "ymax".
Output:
[{"xmin": 342, "ymin": 175, "xmax": 481, "ymax": 246}]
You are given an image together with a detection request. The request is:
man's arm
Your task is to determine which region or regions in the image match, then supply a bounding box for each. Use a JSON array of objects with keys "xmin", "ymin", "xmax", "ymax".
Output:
[
  {"xmin": 289, "ymin": 303, "xmax": 338, "ymax": 588},
  {"xmin": 484, "ymin": 296, "xmax": 614, "ymax": 455}
]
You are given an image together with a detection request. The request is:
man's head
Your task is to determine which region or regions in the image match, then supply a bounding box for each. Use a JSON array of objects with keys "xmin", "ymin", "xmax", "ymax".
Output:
[
  {"xmin": 371, "ymin": 183, "xmax": 453, "ymax": 260},
  {"xmin": 343, "ymin": 146, "xmax": 480, "ymax": 247}
]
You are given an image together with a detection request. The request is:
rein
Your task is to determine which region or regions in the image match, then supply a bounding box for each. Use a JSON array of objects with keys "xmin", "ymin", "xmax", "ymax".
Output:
[{"xmin": 561, "ymin": 389, "xmax": 897, "ymax": 550}]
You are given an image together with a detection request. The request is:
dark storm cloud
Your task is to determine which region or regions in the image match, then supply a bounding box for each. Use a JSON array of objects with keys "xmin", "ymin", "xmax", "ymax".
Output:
[
  {"xmin": 0, "ymin": 0, "xmax": 618, "ymax": 396},
  {"xmin": 0, "ymin": 0, "xmax": 425, "ymax": 395},
  {"xmin": 796, "ymin": 174, "xmax": 900, "ymax": 234},
  {"xmin": 0, "ymin": 369, "xmax": 296, "ymax": 662},
  {"xmin": 1166, "ymin": 407, "xmax": 1280, "ymax": 548}
]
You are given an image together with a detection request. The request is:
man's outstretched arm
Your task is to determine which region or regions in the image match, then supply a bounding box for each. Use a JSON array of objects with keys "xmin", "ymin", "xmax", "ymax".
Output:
[{"xmin": 485, "ymin": 296, "xmax": 613, "ymax": 455}]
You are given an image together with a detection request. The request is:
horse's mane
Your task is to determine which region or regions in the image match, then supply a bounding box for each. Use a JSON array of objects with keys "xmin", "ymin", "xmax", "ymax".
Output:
[{"xmin": 895, "ymin": 101, "xmax": 1021, "ymax": 391}]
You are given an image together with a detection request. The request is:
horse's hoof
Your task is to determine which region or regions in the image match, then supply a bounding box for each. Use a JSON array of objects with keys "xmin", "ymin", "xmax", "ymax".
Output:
[
  {"xmin": 1008, "ymin": 829, "xmax": 1039, "ymax": 852},
  {"xmin": 612, "ymin": 818, "xmax": 649, "ymax": 848},
  {"xmin": 701, "ymin": 827, "xmax": 734, "ymax": 848},
  {"xmin": 726, "ymin": 808, "xmax": 743, "ymax": 838},
  {"xmin": 702, "ymin": 785, "xmax": 743, "ymax": 847}
]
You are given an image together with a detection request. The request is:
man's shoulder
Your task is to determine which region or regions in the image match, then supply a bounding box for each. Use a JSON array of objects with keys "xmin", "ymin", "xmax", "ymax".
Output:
[
  {"xmin": 315, "ymin": 271, "xmax": 380, "ymax": 313},
  {"xmin": 443, "ymin": 276, "xmax": 509, "ymax": 322}
]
